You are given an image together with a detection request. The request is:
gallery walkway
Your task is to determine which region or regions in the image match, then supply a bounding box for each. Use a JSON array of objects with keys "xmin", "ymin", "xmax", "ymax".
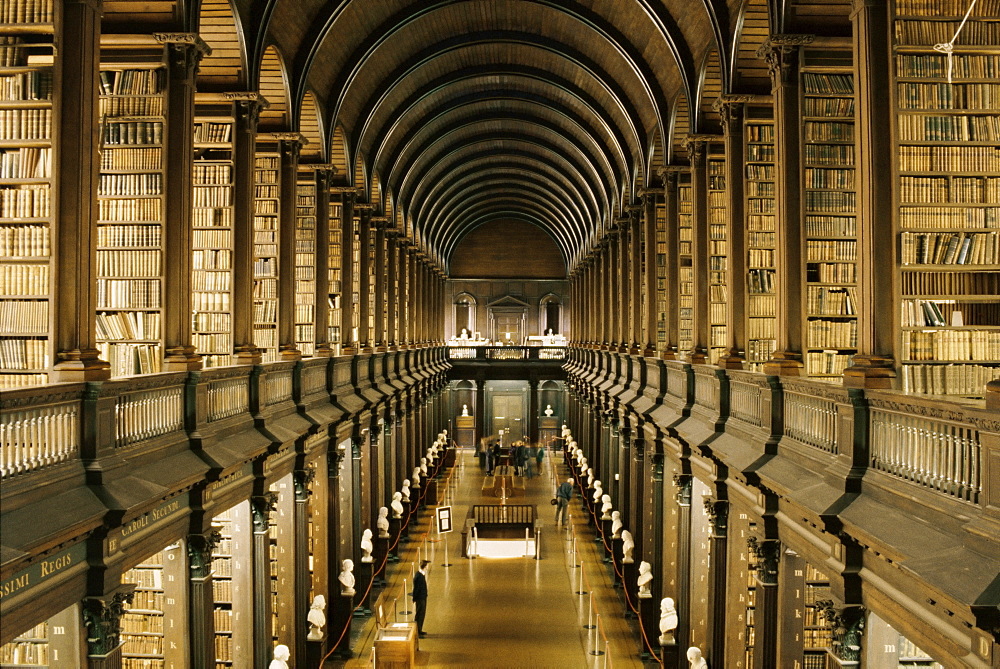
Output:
[{"xmin": 329, "ymin": 447, "xmax": 658, "ymax": 668}]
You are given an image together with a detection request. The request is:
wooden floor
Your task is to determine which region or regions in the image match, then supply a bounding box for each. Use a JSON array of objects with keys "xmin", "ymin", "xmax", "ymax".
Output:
[{"xmin": 327, "ymin": 448, "xmax": 656, "ymax": 668}]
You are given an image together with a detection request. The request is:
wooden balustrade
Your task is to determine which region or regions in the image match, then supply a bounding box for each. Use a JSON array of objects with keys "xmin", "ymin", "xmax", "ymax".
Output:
[
  {"xmin": 665, "ymin": 362, "xmax": 687, "ymax": 400},
  {"xmin": 261, "ymin": 365, "xmax": 294, "ymax": 407},
  {"xmin": 301, "ymin": 359, "xmax": 327, "ymax": 397},
  {"xmin": 728, "ymin": 372, "xmax": 767, "ymax": 428},
  {"xmin": 0, "ymin": 386, "xmax": 83, "ymax": 479},
  {"xmin": 207, "ymin": 372, "xmax": 250, "ymax": 423},
  {"xmin": 113, "ymin": 382, "xmax": 185, "ymax": 449},
  {"xmin": 869, "ymin": 396, "xmax": 983, "ymax": 504},
  {"xmin": 781, "ymin": 381, "xmax": 842, "ymax": 455},
  {"xmin": 693, "ymin": 366, "xmax": 719, "ymax": 410}
]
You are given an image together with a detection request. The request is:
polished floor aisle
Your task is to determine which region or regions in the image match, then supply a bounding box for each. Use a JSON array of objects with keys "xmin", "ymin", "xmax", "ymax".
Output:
[{"xmin": 329, "ymin": 448, "xmax": 654, "ymax": 668}]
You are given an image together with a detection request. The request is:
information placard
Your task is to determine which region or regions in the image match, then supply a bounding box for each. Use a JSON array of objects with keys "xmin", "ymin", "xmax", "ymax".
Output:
[{"xmin": 436, "ymin": 506, "xmax": 453, "ymax": 534}]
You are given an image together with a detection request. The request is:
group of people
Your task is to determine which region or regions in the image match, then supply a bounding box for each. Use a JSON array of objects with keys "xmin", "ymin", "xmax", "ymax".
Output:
[{"xmin": 483, "ymin": 438, "xmax": 545, "ymax": 478}]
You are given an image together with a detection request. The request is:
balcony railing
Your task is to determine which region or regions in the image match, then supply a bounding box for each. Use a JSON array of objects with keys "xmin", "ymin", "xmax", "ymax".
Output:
[
  {"xmin": 446, "ymin": 346, "xmax": 566, "ymax": 361},
  {"xmin": 0, "ymin": 385, "xmax": 83, "ymax": 479}
]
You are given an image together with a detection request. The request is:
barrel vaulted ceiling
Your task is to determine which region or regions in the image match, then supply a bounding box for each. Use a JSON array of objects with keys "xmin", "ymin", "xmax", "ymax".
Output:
[{"xmin": 106, "ymin": 0, "xmax": 854, "ymax": 272}]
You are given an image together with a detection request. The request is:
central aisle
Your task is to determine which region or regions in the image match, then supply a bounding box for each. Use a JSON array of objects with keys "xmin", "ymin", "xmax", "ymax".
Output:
[{"xmin": 334, "ymin": 448, "xmax": 650, "ymax": 668}]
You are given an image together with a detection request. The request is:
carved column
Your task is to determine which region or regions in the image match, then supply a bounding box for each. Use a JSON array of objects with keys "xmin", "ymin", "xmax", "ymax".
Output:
[
  {"xmin": 816, "ymin": 601, "xmax": 866, "ymax": 665},
  {"xmin": 83, "ymin": 588, "xmax": 135, "ymax": 668},
  {"xmin": 704, "ymin": 497, "xmax": 729, "ymax": 665},
  {"xmin": 529, "ymin": 377, "xmax": 539, "ymax": 444},
  {"xmin": 158, "ymin": 34, "xmax": 208, "ymax": 371},
  {"xmin": 275, "ymin": 134, "xmax": 304, "ymax": 360},
  {"xmin": 686, "ymin": 136, "xmax": 712, "ymax": 364},
  {"xmin": 673, "ymin": 474, "xmax": 693, "ymax": 653},
  {"xmin": 52, "ymin": 0, "xmax": 109, "ymax": 382},
  {"xmin": 717, "ymin": 97, "xmax": 750, "ymax": 368},
  {"xmin": 231, "ymin": 94, "xmax": 268, "ymax": 365},
  {"xmin": 844, "ymin": 0, "xmax": 897, "ymax": 388},
  {"xmin": 313, "ymin": 167, "xmax": 334, "ymax": 356},
  {"xmin": 373, "ymin": 217, "xmax": 387, "ymax": 350},
  {"xmin": 749, "ymin": 536, "xmax": 781, "ymax": 669},
  {"xmin": 662, "ymin": 167, "xmax": 683, "ymax": 359},
  {"xmin": 187, "ymin": 528, "xmax": 221, "ymax": 667},
  {"xmin": 251, "ymin": 493, "xmax": 278, "ymax": 667},
  {"xmin": 760, "ymin": 35, "xmax": 813, "ymax": 376},
  {"xmin": 340, "ymin": 193, "xmax": 357, "ymax": 353}
]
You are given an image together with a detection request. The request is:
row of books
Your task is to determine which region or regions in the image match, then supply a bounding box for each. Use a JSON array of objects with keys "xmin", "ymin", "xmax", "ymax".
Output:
[
  {"xmin": 100, "ymin": 97, "xmax": 163, "ymax": 118},
  {"xmin": 98, "ymin": 224, "xmax": 161, "ymax": 248},
  {"xmin": 194, "ymin": 163, "xmax": 232, "ymax": 184},
  {"xmin": 123, "ymin": 657, "xmax": 167, "ymax": 668},
  {"xmin": 747, "ymin": 181, "xmax": 775, "ymax": 197},
  {"xmin": 194, "ymin": 249, "xmax": 232, "ymax": 270},
  {"xmin": 805, "ymin": 168, "xmax": 854, "ymax": 190},
  {"xmin": 901, "ymin": 362, "xmax": 999, "ymax": 395},
  {"xmin": 748, "ymin": 318, "xmax": 776, "ymax": 339},
  {"xmin": 803, "ymin": 96, "xmax": 854, "ymax": 117},
  {"xmin": 901, "ymin": 330, "xmax": 1000, "ymax": 361},
  {"xmin": 193, "ymin": 186, "xmax": 232, "ymax": 208},
  {"xmin": 193, "ymin": 122, "xmax": 233, "ymax": 144},
  {"xmin": 0, "ymin": 371, "xmax": 45, "ymax": 386},
  {"xmin": 214, "ymin": 607, "xmax": 232, "ymax": 631},
  {"xmin": 802, "ymin": 73, "xmax": 854, "ymax": 95},
  {"xmin": 96, "ymin": 341, "xmax": 161, "ymax": 376},
  {"xmin": 192, "ymin": 292, "xmax": 230, "ymax": 311},
  {"xmin": 900, "ymin": 205, "xmax": 998, "ymax": 230},
  {"xmin": 746, "ymin": 338, "xmax": 776, "ymax": 362},
  {"xmin": 0, "ymin": 336, "xmax": 47, "ymax": 369},
  {"xmin": 0, "ymin": 146, "xmax": 49, "ymax": 178},
  {"xmin": 193, "ymin": 312, "xmax": 230, "ymax": 332},
  {"xmin": 896, "ymin": 0, "xmax": 999, "ymax": 16},
  {"xmin": 894, "ymin": 21, "xmax": 1000, "ymax": 47},
  {"xmin": 807, "ymin": 262, "xmax": 857, "ymax": 284},
  {"xmin": 253, "ymin": 278, "xmax": 277, "ymax": 298},
  {"xmin": 192, "ymin": 271, "xmax": 231, "ymax": 291},
  {"xmin": 193, "ymin": 207, "xmax": 233, "ymax": 227},
  {"xmin": 194, "ymin": 229, "xmax": 232, "ymax": 248},
  {"xmin": 904, "ymin": 299, "xmax": 998, "ymax": 327},
  {"xmin": 807, "ymin": 318, "xmax": 858, "ymax": 349},
  {"xmin": 804, "ymin": 144, "xmax": 854, "ymax": 165},
  {"xmin": 97, "ymin": 250, "xmax": 161, "ymax": 277},
  {"xmin": 253, "ymin": 301, "xmax": 277, "ymax": 322},
  {"xmin": 746, "ymin": 145, "xmax": 775, "ymax": 162},
  {"xmin": 0, "ymin": 640, "xmax": 48, "ymax": 664},
  {"xmin": 806, "ymin": 286, "xmax": 856, "ymax": 316},
  {"xmin": 99, "ymin": 196, "xmax": 161, "ymax": 222},
  {"xmin": 0, "ymin": 263, "xmax": 46, "ymax": 294},
  {"xmin": 748, "ymin": 268, "xmax": 775, "ymax": 294},
  {"xmin": 897, "ymin": 82, "xmax": 1000, "ymax": 110},
  {"xmin": 99, "ymin": 69, "xmax": 163, "ymax": 96},
  {"xmin": 96, "ymin": 311, "xmax": 161, "ymax": 341},
  {"xmin": 101, "ymin": 147, "xmax": 161, "ymax": 171},
  {"xmin": 122, "ymin": 613, "xmax": 164, "ymax": 634},
  {"xmin": 0, "ymin": 0, "xmax": 53, "ymax": 24},
  {"xmin": 0, "ymin": 299, "xmax": 46, "ymax": 332},
  {"xmin": 0, "ymin": 107, "xmax": 52, "ymax": 140},
  {"xmin": 900, "ymin": 231, "xmax": 999, "ymax": 265},
  {"xmin": 897, "ymin": 114, "xmax": 1000, "ymax": 143},
  {"xmin": 806, "ymin": 240, "xmax": 857, "ymax": 261},
  {"xmin": 102, "ymin": 121, "xmax": 163, "ymax": 146},
  {"xmin": 898, "ymin": 145, "xmax": 1000, "ymax": 173},
  {"xmin": 806, "ymin": 351, "xmax": 851, "ymax": 376},
  {"xmin": 804, "ymin": 121, "xmax": 853, "ymax": 142},
  {"xmin": 901, "ymin": 269, "xmax": 999, "ymax": 295},
  {"xmin": 130, "ymin": 589, "xmax": 164, "ymax": 611},
  {"xmin": 192, "ymin": 333, "xmax": 231, "ymax": 354},
  {"xmin": 896, "ymin": 54, "xmax": 1000, "ymax": 80},
  {"xmin": 126, "ymin": 566, "xmax": 163, "ymax": 589},
  {"xmin": 745, "ymin": 123, "xmax": 773, "ymax": 142},
  {"xmin": 96, "ymin": 278, "xmax": 160, "ymax": 309},
  {"xmin": 98, "ymin": 173, "xmax": 163, "ymax": 196},
  {"xmin": 804, "ymin": 191, "xmax": 855, "ymax": 213},
  {"xmin": 748, "ymin": 249, "xmax": 774, "ymax": 267},
  {"xmin": 215, "ymin": 636, "xmax": 233, "ymax": 662},
  {"xmin": 899, "ymin": 176, "xmax": 1000, "ymax": 204},
  {"xmin": 0, "ymin": 222, "xmax": 47, "ymax": 255},
  {"xmin": 748, "ymin": 231, "xmax": 774, "ymax": 247},
  {"xmin": 122, "ymin": 633, "xmax": 164, "ymax": 655}
]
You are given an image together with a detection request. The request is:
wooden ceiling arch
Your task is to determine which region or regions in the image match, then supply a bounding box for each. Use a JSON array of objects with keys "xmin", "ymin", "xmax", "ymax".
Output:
[{"xmin": 298, "ymin": 90, "xmax": 326, "ymax": 162}]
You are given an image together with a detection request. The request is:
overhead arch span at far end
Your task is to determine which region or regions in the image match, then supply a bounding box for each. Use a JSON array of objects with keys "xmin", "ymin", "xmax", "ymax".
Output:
[{"xmin": 449, "ymin": 220, "xmax": 565, "ymax": 279}]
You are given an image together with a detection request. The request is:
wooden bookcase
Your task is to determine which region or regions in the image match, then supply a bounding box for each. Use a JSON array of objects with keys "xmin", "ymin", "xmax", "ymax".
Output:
[
  {"xmin": 800, "ymin": 49, "xmax": 859, "ymax": 381},
  {"xmin": 120, "ymin": 542, "xmax": 186, "ymax": 669},
  {"xmin": 744, "ymin": 104, "xmax": 777, "ymax": 372},
  {"xmin": 328, "ymin": 197, "xmax": 342, "ymax": 350},
  {"xmin": 892, "ymin": 0, "xmax": 1000, "ymax": 396},
  {"xmin": 0, "ymin": 4, "xmax": 54, "ymax": 388},
  {"xmin": 366, "ymin": 218, "xmax": 376, "ymax": 347},
  {"xmin": 801, "ymin": 562, "xmax": 832, "ymax": 669},
  {"xmin": 677, "ymin": 173, "xmax": 693, "ymax": 355},
  {"xmin": 210, "ymin": 504, "xmax": 256, "ymax": 669},
  {"xmin": 654, "ymin": 197, "xmax": 668, "ymax": 353},
  {"xmin": 294, "ymin": 171, "xmax": 316, "ymax": 356},
  {"xmin": 350, "ymin": 213, "xmax": 361, "ymax": 344},
  {"xmin": 191, "ymin": 111, "xmax": 235, "ymax": 368},
  {"xmin": 253, "ymin": 151, "xmax": 279, "ymax": 363},
  {"xmin": 0, "ymin": 621, "xmax": 48, "ymax": 667},
  {"xmin": 744, "ymin": 541, "xmax": 758, "ymax": 668},
  {"xmin": 96, "ymin": 60, "xmax": 166, "ymax": 378},
  {"xmin": 707, "ymin": 142, "xmax": 728, "ymax": 364},
  {"xmin": 0, "ymin": 603, "xmax": 80, "ymax": 669}
]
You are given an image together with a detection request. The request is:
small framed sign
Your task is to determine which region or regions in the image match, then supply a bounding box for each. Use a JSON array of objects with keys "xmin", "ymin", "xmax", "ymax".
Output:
[{"xmin": 436, "ymin": 505, "xmax": 453, "ymax": 534}]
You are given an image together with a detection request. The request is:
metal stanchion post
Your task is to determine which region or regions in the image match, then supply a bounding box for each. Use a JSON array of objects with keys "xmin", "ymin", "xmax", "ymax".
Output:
[
  {"xmin": 584, "ymin": 592, "xmax": 596, "ymax": 629},
  {"xmin": 589, "ymin": 614, "xmax": 605, "ymax": 656},
  {"xmin": 576, "ymin": 562, "xmax": 588, "ymax": 595},
  {"xmin": 400, "ymin": 578, "xmax": 412, "ymax": 616}
]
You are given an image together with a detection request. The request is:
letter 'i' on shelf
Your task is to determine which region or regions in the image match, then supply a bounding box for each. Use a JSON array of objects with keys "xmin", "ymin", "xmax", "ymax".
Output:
[
  {"xmin": 894, "ymin": 0, "xmax": 1000, "ymax": 396},
  {"xmin": 0, "ymin": 5, "xmax": 54, "ymax": 388},
  {"xmin": 294, "ymin": 170, "xmax": 317, "ymax": 355},
  {"xmin": 328, "ymin": 197, "xmax": 342, "ymax": 350},
  {"xmin": 800, "ymin": 48, "xmax": 858, "ymax": 380},
  {"xmin": 253, "ymin": 151, "xmax": 279, "ymax": 362},
  {"xmin": 707, "ymin": 140, "xmax": 728, "ymax": 364},
  {"xmin": 97, "ymin": 62, "xmax": 167, "ymax": 378},
  {"xmin": 677, "ymin": 171, "xmax": 693, "ymax": 354},
  {"xmin": 744, "ymin": 103, "xmax": 777, "ymax": 371}
]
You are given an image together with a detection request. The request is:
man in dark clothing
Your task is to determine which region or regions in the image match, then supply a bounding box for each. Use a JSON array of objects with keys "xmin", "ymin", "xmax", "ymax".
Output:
[
  {"xmin": 412, "ymin": 559, "xmax": 430, "ymax": 637},
  {"xmin": 555, "ymin": 478, "xmax": 573, "ymax": 526}
]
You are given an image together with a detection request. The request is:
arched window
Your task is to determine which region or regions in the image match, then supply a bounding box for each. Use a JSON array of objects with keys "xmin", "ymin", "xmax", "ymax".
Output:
[
  {"xmin": 539, "ymin": 294, "xmax": 561, "ymax": 334},
  {"xmin": 454, "ymin": 294, "xmax": 476, "ymax": 336}
]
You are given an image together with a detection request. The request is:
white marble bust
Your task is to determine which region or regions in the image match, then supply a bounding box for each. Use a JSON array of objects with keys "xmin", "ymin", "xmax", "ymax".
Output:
[
  {"xmin": 419, "ymin": 457, "xmax": 428, "ymax": 476},
  {"xmin": 637, "ymin": 561, "xmax": 653, "ymax": 598},
  {"xmin": 586, "ymin": 468, "xmax": 595, "ymax": 487},
  {"xmin": 611, "ymin": 510, "xmax": 623, "ymax": 538},
  {"xmin": 377, "ymin": 507, "xmax": 390, "ymax": 537},
  {"xmin": 269, "ymin": 644, "xmax": 290, "ymax": 669},
  {"xmin": 411, "ymin": 467, "xmax": 421, "ymax": 487},
  {"xmin": 391, "ymin": 492, "xmax": 404, "ymax": 518},
  {"xmin": 401, "ymin": 479, "xmax": 411, "ymax": 502},
  {"xmin": 360, "ymin": 528, "xmax": 373, "ymax": 563},
  {"xmin": 600, "ymin": 494, "xmax": 613, "ymax": 520},
  {"xmin": 544, "ymin": 404, "xmax": 553, "ymax": 416},
  {"xmin": 338, "ymin": 559, "xmax": 355, "ymax": 596},
  {"xmin": 621, "ymin": 529, "xmax": 634, "ymax": 563},
  {"xmin": 659, "ymin": 598, "xmax": 678, "ymax": 644},
  {"xmin": 307, "ymin": 595, "xmax": 326, "ymax": 640},
  {"xmin": 592, "ymin": 482, "xmax": 603, "ymax": 503},
  {"xmin": 687, "ymin": 646, "xmax": 708, "ymax": 669},
  {"xmin": 462, "ymin": 404, "xmax": 470, "ymax": 416}
]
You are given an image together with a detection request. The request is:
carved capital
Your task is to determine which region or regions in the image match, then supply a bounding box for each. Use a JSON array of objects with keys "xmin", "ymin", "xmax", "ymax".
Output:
[
  {"xmin": 83, "ymin": 588, "xmax": 135, "ymax": 656},
  {"xmin": 757, "ymin": 35, "xmax": 814, "ymax": 87},
  {"xmin": 188, "ymin": 530, "xmax": 223, "ymax": 579},
  {"xmin": 747, "ymin": 536, "xmax": 780, "ymax": 585},
  {"xmin": 294, "ymin": 466, "xmax": 316, "ymax": 501},
  {"xmin": 251, "ymin": 492, "xmax": 279, "ymax": 532},
  {"xmin": 672, "ymin": 473, "xmax": 692, "ymax": 505},
  {"xmin": 704, "ymin": 497, "xmax": 729, "ymax": 535},
  {"xmin": 816, "ymin": 601, "xmax": 866, "ymax": 662}
]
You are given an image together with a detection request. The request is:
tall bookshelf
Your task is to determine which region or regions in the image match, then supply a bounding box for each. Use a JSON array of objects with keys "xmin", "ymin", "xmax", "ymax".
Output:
[
  {"xmin": 367, "ymin": 218, "xmax": 376, "ymax": 346},
  {"xmin": 0, "ymin": 602, "xmax": 78, "ymax": 669},
  {"xmin": 211, "ymin": 509, "xmax": 235, "ymax": 668},
  {"xmin": 654, "ymin": 198, "xmax": 668, "ymax": 353},
  {"xmin": 893, "ymin": 0, "xmax": 1000, "ymax": 395},
  {"xmin": 350, "ymin": 215, "xmax": 361, "ymax": 345},
  {"xmin": 744, "ymin": 105, "xmax": 777, "ymax": 372},
  {"xmin": 253, "ymin": 152, "xmax": 279, "ymax": 363},
  {"xmin": 294, "ymin": 172, "xmax": 316, "ymax": 356},
  {"xmin": 192, "ymin": 112, "xmax": 234, "ymax": 368},
  {"xmin": 707, "ymin": 142, "xmax": 728, "ymax": 364},
  {"xmin": 0, "ymin": 621, "xmax": 48, "ymax": 668},
  {"xmin": 800, "ymin": 51, "xmax": 859, "ymax": 381},
  {"xmin": 0, "ymin": 9, "xmax": 54, "ymax": 388},
  {"xmin": 96, "ymin": 63, "xmax": 166, "ymax": 378},
  {"xmin": 802, "ymin": 562, "xmax": 832, "ymax": 669},
  {"xmin": 744, "ymin": 535, "xmax": 758, "ymax": 668},
  {"xmin": 120, "ymin": 542, "xmax": 185, "ymax": 669},
  {"xmin": 677, "ymin": 173, "xmax": 693, "ymax": 355},
  {"xmin": 328, "ymin": 197, "xmax": 342, "ymax": 351}
]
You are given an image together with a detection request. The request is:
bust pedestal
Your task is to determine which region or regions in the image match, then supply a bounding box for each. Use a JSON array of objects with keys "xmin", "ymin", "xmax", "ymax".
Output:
[
  {"xmin": 611, "ymin": 537, "xmax": 624, "ymax": 586},
  {"xmin": 374, "ymin": 535, "xmax": 390, "ymax": 584},
  {"xmin": 401, "ymin": 501, "xmax": 412, "ymax": 540},
  {"xmin": 331, "ymin": 593, "xmax": 354, "ymax": 658},
  {"xmin": 637, "ymin": 595, "xmax": 658, "ymax": 661},
  {"xmin": 623, "ymin": 560, "xmax": 639, "ymax": 619},
  {"xmin": 306, "ymin": 637, "xmax": 327, "ymax": 668},
  {"xmin": 600, "ymin": 518, "xmax": 613, "ymax": 561},
  {"xmin": 354, "ymin": 561, "xmax": 373, "ymax": 617},
  {"xmin": 659, "ymin": 639, "xmax": 679, "ymax": 667},
  {"xmin": 388, "ymin": 518, "xmax": 402, "ymax": 561}
]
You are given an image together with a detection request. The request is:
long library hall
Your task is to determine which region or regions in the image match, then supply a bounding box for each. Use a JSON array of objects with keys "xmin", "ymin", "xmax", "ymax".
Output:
[{"xmin": 1, "ymin": 0, "xmax": 999, "ymax": 668}]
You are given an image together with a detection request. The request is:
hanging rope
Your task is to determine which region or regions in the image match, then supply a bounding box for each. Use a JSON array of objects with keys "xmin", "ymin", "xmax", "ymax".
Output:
[{"xmin": 932, "ymin": 0, "xmax": 979, "ymax": 84}]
